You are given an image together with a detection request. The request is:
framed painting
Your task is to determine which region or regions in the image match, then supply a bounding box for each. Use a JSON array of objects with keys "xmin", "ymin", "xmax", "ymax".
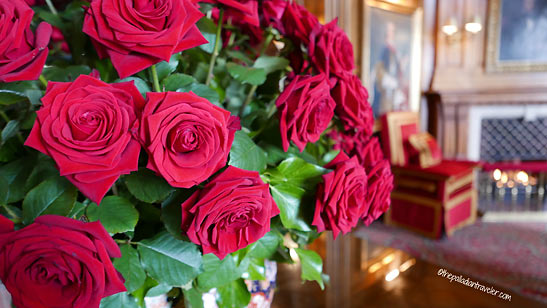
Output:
[
  {"xmin": 486, "ymin": 0, "xmax": 547, "ymax": 72},
  {"xmin": 361, "ymin": 0, "xmax": 422, "ymax": 119}
]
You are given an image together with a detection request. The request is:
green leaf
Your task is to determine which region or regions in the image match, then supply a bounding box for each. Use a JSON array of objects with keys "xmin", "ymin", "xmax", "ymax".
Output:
[
  {"xmin": 270, "ymin": 184, "xmax": 311, "ymax": 231},
  {"xmin": 274, "ymin": 157, "xmax": 327, "ymax": 187},
  {"xmin": 0, "ymin": 90, "xmax": 27, "ymax": 105},
  {"xmin": 138, "ymin": 232, "xmax": 202, "ymax": 287},
  {"xmin": 0, "ymin": 174, "xmax": 8, "ymax": 205},
  {"xmin": 295, "ymin": 248, "xmax": 324, "ymax": 289},
  {"xmin": 124, "ymin": 168, "xmax": 175, "ymax": 203},
  {"xmin": 226, "ymin": 50, "xmax": 253, "ymax": 65},
  {"xmin": 253, "ymin": 56, "xmax": 289, "ymax": 74},
  {"xmin": 178, "ymin": 83, "xmax": 220, "ymax": 105},
  {"xmin": 163, "ymin": 73, "xmax": 195, "ymax": 91},
  {"xmin": 200, "ymin": 32, "xmax": 218, "ymax": 54},
  {"xmin": 68, "ymin": 201, "xmax": 87, "ymax": 219},
  {"xmin": 228, "ymin": 131, "xmax": 267, "ymax": 172},
  {"xmin": 197, "ymin": 254, "xmax": 244, "ymax": 291},
  {"xmin": 25, "ymin": 155, "xmax": 59, "ymax": 191},
  {"xmin": 183, "ymin": 288, "xmax": 204, "ymax": 308},
  {"xmin": 22, "ymin": 176, "xmax": 76, "ymax": 224},
  {"xmin": 226, "ymin": 62, "xmax": 267, "ymax": 86},
  {"xmin": 0, "ymin": 156, "xmax": 36, "ymax": 203},
  {"xmin": 24, "ymin": 89, "xmax": 43, "ymax": 106},
  {"xmin": 245, "ymin": 232, "xmax": 281, "ymax": 259},
  {"xmin": 42, "ymin": 65, "xmax": 91, "ymax": 82},
  {"xmin": 114, "ymin": 245, "xmax": 146, "ymax": 293},
  {"xmin": 154, "ymin": 54, "xmax": 180, "ymax": 81},
  {"xmin": 118, "ymin": 77, "xmax": 150, "ymax": 97},
  {"xmin": 86, "ymin": 196, "xmax": 139, "ymax": 234},
  {"xmin": 216, "ymin": 279, "xmax": 251, "ymax": 308},
  {"xmin": 1, "ymin": 120, "xmax": 19, "ymax": 145},
  {"xmin": 100, "ymin": 292, "xmax": 139, "ymax": 308},
  {"xmin": 146, "ymin": 283, "xmax": 172, "ymax": 297},
  {"xmin": 160, "ymin": 190, "xmax": 188, "ymax": 240},
  {"xmin": 197, "ymin": 17, "xmax": 218, "ymax": 54},
  {"xmin": 244, "ymin": 259, "xmax": 266, "ymax": 281}
]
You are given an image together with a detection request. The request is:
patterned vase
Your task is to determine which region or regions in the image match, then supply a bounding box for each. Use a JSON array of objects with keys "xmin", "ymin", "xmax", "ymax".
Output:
[{"xmin": 201, "ymin": 260, "xmax": 278, "ymax": 308}]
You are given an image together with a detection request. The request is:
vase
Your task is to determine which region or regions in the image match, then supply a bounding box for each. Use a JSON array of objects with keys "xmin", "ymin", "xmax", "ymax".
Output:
[
  {"xmin": 201, "ymin": 260, "xmax": 277, "ymax": 308},
  {"xmin": 0, "ymin": 282, "xmax": 10, "ymax": 308}
]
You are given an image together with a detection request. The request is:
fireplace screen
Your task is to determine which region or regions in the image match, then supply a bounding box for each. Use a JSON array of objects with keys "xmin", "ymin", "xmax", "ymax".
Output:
[{"xmin": 480, "ymin": 117, "xmax": 547, "ymax": 162}]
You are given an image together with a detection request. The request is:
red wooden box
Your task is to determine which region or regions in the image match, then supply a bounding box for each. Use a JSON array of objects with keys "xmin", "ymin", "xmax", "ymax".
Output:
[{"xmin": 380, "ymin": 112, "xmax": 479, "ymax": 238}]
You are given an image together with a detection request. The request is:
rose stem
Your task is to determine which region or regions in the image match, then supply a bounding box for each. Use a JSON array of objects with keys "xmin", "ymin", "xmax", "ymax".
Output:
[
  {"xmin": 44, "ymin": 0, "xmax": 58, "ymax": 15},
  {"xmin": 39, "ymin": 75, "xmax": 48, "ymax": 88},
  {"xmin": 240, "ymin": 84, "xmax": 258, "ymax": 115},
  {"xmin": 239, "ymin": 29, "xmax": 275, "ymax": 116},
  {"xmin": 114, "ymin": 239, "xmax": 141, "ymax": 246},
  {"xmin": 205, "ymin": 8, "xmax": 224, "ymax": 86},
  {"xmin": 150, "ymin": 64, "xmax": 161, "ymax": 92}
]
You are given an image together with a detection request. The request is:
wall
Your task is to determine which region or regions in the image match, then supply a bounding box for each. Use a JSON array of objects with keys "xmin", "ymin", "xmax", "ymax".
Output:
[{"xmin": 432, "ymin": 0, "xmax": 547, "ymax": 159}]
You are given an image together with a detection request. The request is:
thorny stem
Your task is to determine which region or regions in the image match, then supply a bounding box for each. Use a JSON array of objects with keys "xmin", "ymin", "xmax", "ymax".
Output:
[{"xmin": 205, "ymin": 8, "xmax": 224, "ymax": 86}]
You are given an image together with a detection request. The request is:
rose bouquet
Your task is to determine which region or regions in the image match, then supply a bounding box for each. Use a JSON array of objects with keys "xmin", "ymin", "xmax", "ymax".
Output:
[{"xmin": 0, "ymin": 0, "xmax": 394, "ymax": 307}]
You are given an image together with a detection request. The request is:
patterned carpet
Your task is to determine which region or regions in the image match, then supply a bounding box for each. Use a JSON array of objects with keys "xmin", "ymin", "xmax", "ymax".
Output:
[{"xmin": 354, "ymin": 220, "xmax": 547, "ymax": 303}]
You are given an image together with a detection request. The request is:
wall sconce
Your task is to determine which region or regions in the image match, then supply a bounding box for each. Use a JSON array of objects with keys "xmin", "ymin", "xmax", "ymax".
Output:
[
  {"xmin": 464, "ymin": 16, "xmax": 482, "ymax": 34},
  {"xmin": 442, "ymin": 15, "xmax": 482, "ymax": 41},
  {"xmin": 441, "ymin": 17, "xmax": 458, "ymax": 36}
]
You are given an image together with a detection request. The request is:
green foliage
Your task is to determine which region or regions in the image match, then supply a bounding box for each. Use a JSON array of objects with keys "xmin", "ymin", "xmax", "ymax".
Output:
[
  {"xmin": 114, "ymin": 245, "xmax": 147, "ymax": 293},
  {"xmin": 226, "ymin": 62, "xmax": 267, "ymax": 86},
  {"xmin": 163, "ymin": 73, "xmax": 195, "ymax": 91},
  {"xmin": 264, "ymin": 157, "xmax": 328, "ymax": 231},
  {"xmin": 124, "ymin": 168, "xmax": 175, "ymax": 203},
  {"xmin": 86, "ymin": 196, "xmax": 139, "ymax": 234},
  {"xmin": 22, "ymin": 176, "xmax": 77, "ymax": 224},
  {"xmin": 229, "ymin": 131, "xmax": 267, "ymax": 172},
  {"xmin": 295, "ymin": 248, "xmax": 325, "ymax": 289},
  {"xmin": 117, "ymin": 77, "xmax": 150, "ymax": 96},
  {"xmin": 0, "ymin": 1, "xmax": 350, "ymax": 304},
  {"xmin": 196, "ymin": 254, "xmax": 246, "ymax": 291},
  {"xmin": 99, "ymin": 292, "xmax": 139, "ymax": 308},
  {"xmin": 217, "ymin": 279, "xmax": 251, "ymax": 308},
  {"xmin": 138, "ymin": 232, "xmax": 202, "ymax": 287}
]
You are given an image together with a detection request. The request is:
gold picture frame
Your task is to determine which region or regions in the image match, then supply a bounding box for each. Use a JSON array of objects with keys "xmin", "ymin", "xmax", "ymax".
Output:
[
  {"xmin": 486, "ymin": 0, "xmax": 547, "ymax": 72},
  {"xmin": 361, "ymin": 0, "xmax": 423, "ymax": 120}
]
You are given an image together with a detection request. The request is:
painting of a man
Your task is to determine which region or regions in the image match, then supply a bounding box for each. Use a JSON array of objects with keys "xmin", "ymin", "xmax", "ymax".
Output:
[{"xmin": 369, "ymin": 7, "xmax": 412, "ymax": 118}]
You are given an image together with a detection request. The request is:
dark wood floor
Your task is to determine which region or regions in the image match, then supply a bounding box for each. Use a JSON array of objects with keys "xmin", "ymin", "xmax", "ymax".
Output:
[{"xmin": 272, "ymin": 258, "xmax": 546, "ymax": 308}]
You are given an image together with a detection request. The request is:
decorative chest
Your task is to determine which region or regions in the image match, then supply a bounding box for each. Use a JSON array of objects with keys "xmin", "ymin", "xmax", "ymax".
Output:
[{"xmin": 381, "ymin": 112, "xmax": 479, "ymax": 238}]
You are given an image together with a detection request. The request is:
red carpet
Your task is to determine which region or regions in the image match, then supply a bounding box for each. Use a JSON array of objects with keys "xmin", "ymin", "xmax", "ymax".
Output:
[{"xmin": 354, "ymin": 220, "xmax": 547, "ymax": 303}]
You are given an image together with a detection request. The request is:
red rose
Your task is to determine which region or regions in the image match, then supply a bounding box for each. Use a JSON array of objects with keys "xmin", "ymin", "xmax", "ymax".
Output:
[
  {"xmin": 313, "ymin": 152, "xmax": 368, "ymax": 238},
  {"xmin": 181, "ymin": 166, "xmax": 279, "ymax": 259},
  {"xmin": 83, "ymin": 0, "xmax": 207, "ymax": 79},
  {"xmin": 309, "ymin": 19, "xmax": 355, "ymax": 77},
  {"xmin": 23, "ymin": 0, "xmax": 43, "ymax": 5},
  {"xmin": 0, "ymin": 215, "xmax": 12, "ymax": 233},
  {"xmin": 359, "ymin": 137, "xmax": 393, "ymax": 225},
  {"xmin": 51, "ymin": 26, "xmax": 70, "ymax": 53},
  {"xmin": 332, "ymin": 73, "xmax": 374, "ymax": 135},
  {"xmin": 0, "ymin": 1, "xmax": 51, "ymax": 82},
  {"xmin": 201, "ymin": 0, "xmax": 259, "ymax": 27},
  {"xmin": 328, "ymin": 133, "xmax": 393, "ymax": 225},
  {"xmin": 139, "ymin": 92, "xmax": 240, "ymax": 188},
  {"xmin": 25, "ymin": 75, "xmax": 144, "ymax": 203},
  {"xmin": 0, "ymin": 215, "xmax": 126, "ymax": 308},
  {"xmin": 262, "ymin": 0, "xmax": 287, "ymax": 31},
  {"xmin": 213, "ymin": 6, "xmax": 263, "ymax": 46},
  {"xmin": 276, "ymin": 74, "xmax": 335, "ymax": 152},
  {"xmin": 281, "ymin": 2, "xmax": 319, "ymax": 46}
]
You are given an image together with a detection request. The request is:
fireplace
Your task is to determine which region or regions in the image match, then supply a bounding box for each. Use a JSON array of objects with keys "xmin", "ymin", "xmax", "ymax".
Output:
[{"xmin": 467, "ymin": 104, "xmax": 547, "ymax": 215}]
